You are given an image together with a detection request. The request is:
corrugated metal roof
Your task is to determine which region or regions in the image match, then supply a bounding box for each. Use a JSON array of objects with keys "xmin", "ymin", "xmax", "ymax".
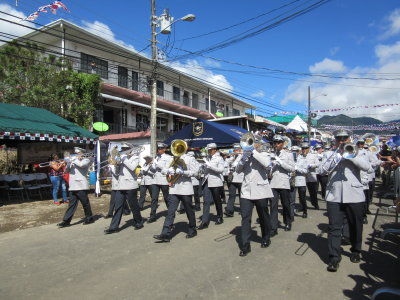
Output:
[{"xmin": 0, "ymin": 103, "xmax": 98, "ymax": 139}]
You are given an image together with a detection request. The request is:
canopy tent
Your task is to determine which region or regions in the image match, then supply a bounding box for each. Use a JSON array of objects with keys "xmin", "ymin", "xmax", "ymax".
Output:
[
  {"xmin": 286, "ymin": 115, "xmax": 309, "ymax": 132},
  {"xmin": 0, "ymin": 103, "xmax": 97, "ymax": 143},
  {"xmin": 164, "ymin": 118, "xmax": 248, "ymax": 148},
  {"xmin": 266, "ymin": 114, "xmax": 317, "ymax": 127}
]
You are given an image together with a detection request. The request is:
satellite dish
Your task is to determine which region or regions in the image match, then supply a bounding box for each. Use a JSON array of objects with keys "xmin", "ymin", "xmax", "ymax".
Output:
[{"xmin": 93, "ymin": 122, "xmax": 109, "ymax": 132}]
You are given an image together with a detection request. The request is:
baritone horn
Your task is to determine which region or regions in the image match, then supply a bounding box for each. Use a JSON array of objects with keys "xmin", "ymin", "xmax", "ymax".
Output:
[
  {"xmin": 240, "ymin": 132, "xmax": 270, "ymax": 152},
  {"xmin": 168, "ymin": 139, "xmax": 188, "ymax": 185},
  {"xmin": 361, "ymin": 133, "xmax": 380, "ymax": 153}
]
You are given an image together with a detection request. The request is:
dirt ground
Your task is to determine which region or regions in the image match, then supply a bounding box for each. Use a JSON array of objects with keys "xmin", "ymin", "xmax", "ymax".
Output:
[{"xmin": 0, "ymin": 187, "xmax": 154, "ymax": 233}]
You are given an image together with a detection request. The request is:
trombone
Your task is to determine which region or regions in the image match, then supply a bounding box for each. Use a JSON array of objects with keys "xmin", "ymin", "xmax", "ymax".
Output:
[
  {"xmin": 98, "ymin": 144, "xmax": 145, "ymax": 169},
  {"xmin": 38, "ymin": 153, "xmax": 95, "ymax": 167}
]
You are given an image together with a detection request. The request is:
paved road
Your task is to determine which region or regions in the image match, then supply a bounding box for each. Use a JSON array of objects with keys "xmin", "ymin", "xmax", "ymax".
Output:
[{"xmin": 0, "ymin": 196, "xmax": 398, "ymax": 300}]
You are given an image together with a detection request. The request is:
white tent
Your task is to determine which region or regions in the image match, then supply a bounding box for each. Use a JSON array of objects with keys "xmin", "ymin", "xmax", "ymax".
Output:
[{"xmin": 287, "ymin": 115, "xmax": 308, "ymax": 131}]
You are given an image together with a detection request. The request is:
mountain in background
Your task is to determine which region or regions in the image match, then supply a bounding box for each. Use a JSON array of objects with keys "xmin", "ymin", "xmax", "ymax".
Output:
[{"xmin": 317, "ymin": 114, "xmax": 383, "ymax": 126}]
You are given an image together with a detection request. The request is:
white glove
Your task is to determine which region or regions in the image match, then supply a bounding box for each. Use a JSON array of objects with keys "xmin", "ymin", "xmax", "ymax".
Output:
[
  {"xmin": 175, "ymin": 167, "xmax": 184, "ymax": 175},
  {"xmin": 203, "ymin": 158, "xmax": 211, "ymax": 167},
  {"xmin": 274, "ymin": 156, "xmax": 282, "ymax": 164},
  {"xmin": 168, "ymin": 167, "xmax": 175, "ymax": 175},
  {"xmin": 307, "ymin": 164, "xmax": 313, "ymax": 169}
]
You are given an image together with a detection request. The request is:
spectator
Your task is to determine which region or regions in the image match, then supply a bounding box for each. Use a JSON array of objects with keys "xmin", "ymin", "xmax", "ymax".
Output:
[{"xmin": 49, "ymin": 153, "xmax": 68, "ymax": 205}]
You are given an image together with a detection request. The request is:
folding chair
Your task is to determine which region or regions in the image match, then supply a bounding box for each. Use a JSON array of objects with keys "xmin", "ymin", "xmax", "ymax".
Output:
[
  {"xmin": 4, "ymin": 174, "xmax": 25, "ymax": 201},
  {"xmin": 35, "ymin": 173, "xmax": 53, "ymax": 198},
  {"xmin": 0, "ymin": 175, "xmax": 10, "ymax": 202},
  {"xmin": 20, "ymin": 174, "xmax": 42, "ymax": 200}
]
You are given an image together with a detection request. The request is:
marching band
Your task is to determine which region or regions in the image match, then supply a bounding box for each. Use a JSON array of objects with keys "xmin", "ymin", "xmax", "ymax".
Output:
[{"xmin": 54, "ymin": 130, "xmax": 386, "ymax": 272}]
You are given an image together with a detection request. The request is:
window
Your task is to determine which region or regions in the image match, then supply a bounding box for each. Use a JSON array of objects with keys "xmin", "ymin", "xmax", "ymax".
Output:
[
  {"xmin": 225, "ymin": 105, "xmax": 229, "ymax": 117},
  {"xmin": 173, "ymin": 86, "xmax": 180, "ymax": 102},
  {"xmin": 157, "ymin": 80, "xmax": 164, "ymax": 97},
  {"xmin": 80, "ymin": 53, "xmax": 108, "ymax": 79},
  {"xmin": 121, "ymin": 108, "xmax": 127, "ymax": 126},
  {"xmin": 233, "ymin": 108, "xmax": 240, "ymax": 116},
  {"xmin": 210, "ymin": 100, "xmax": 217, "ymax": 114},
  {"xmin": 136, "ymin": 114, "xmax": 149, "ymax": 131},
  {"xmin": 132, "ymin": 71, "xmax": 139, "ymax": 91},
  {"xmin": 192, "ymin": 93, "xmax": 199, "ymax": 109},
  {"xmin": 118, "ymin": 66, "xmax": 128, "ymax": 88},
  {"xmin": 146, "ymin": 76, "xmax": 153, "ymax": 93},
  {"xmin": 183, "ymin": 91, "xmax": 190, "ymax": 106}
]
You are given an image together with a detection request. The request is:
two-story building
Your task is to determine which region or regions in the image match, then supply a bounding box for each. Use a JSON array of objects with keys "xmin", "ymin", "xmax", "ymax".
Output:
[{"xmin": 18, "ymin": 19, "xmax": 254, "ymax": 145}]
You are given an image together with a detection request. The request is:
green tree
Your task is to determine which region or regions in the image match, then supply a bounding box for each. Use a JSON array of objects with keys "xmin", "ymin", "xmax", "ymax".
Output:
[{"xmin": 0, "ymin": 42, "xmax": 100, "ymax": 129}]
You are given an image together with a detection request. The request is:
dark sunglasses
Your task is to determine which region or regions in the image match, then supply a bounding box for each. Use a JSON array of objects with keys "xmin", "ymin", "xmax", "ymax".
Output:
[
  {"xmin": 335, "ymin": 136, "xmax": 349, "ymax": 141},
  {"xmin": 273, "ymin": 141, "xmax": 283, "ymax": 144}
]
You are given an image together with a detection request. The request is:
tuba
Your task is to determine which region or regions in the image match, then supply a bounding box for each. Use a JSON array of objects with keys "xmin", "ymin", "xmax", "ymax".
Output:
[
  {"xmin": 361, "ymin": 133, "xmax": 380, "ymax": 153},
  {"xmin": 167, "ymin": 139, "xmax": 188, "ymax": 185}
]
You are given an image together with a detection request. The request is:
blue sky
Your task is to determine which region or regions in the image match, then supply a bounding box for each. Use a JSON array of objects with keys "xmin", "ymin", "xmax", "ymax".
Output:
[{"xmin": 1, "ymin": 0, "xmax": 400, "ymax": 121}]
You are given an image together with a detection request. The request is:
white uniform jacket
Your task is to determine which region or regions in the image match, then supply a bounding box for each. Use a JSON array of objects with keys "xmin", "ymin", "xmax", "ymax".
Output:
[
  {"xmin": 150, "ymin": 153, "xmax": 173, "ymax": 185},
  {"xmin": 319, "ymin": 151, "xmax": 371, "ymax": 203},
  {"xmin": 140, "ymin": 163, "xmax": 155, "ymax": 186},
  {"xmin": 294, "ymin": 155, "xmax": 309, "ymax": 187},
  {"xmin": 190, "ymin": 157, "xmax": 200, "ymax": 186},
  {"xmin": 169, "ymin": 154, "xmax": 196, "ymax": 196},
  {"xmin": 65, "ymin": 157, "xmax": 90, "ymax": 191},
  {"xmin": 230, "ymin": 154, "xmax": 244, "ymax": 183},
  {"xmin": 236, "ymin": 150, "xmax": 273, "ymax": 200},
  {"xmin": 305, "ymin": 153, "xmax": 321, "ymax": 183},
  {"xmin": 269, "ymin": 150, "xmax": 295, "ymax": 190},
  {"xmin": 117, "ymin": 155, "xmax": 140, "ymax": 190},
  {"xmin": 367, "ymin": 150, "xmax": 380, "ymax": 181},
  {"xmin": 109, "ymin": 165, "xmax": 119, "ymax": 190},
  {"xmin": 201, "ymin": 152, "xmax": 224, "ymax": 187}
]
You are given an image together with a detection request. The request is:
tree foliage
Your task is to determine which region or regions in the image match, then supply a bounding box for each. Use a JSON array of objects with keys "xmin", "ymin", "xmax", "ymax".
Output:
[{"xmin": 0, "ymin": 42, "xmax": 100, "ymax": 129}]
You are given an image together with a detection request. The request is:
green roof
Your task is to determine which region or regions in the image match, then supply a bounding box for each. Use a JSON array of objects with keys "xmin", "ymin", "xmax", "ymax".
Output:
[
  {"xmin": 0, "ymin": 103, "xmax": 97, "ymax": 139},
  {"xmin": 266, "ymin": 114, "xmax": 317, "ymax": 126}
]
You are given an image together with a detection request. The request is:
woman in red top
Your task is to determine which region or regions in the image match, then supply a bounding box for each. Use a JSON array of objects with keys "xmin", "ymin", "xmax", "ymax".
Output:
[{"xmin": 49, "ymin": 153, "xmax": 68, "ymax": 205}]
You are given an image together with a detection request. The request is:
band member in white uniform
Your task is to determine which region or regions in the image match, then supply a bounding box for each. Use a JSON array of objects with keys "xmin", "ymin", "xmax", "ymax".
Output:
[
  {"xmin": 319, "ymin": 130, "xmax": 370, "ymax": 272},
  {"xmin": 153, "ymin": 152, "xmax": 198, "ymax": 242},
  {"xmin": 294, "ymin": 144, "xmax": 310, "ymax": 218},
  {"xmin": 138, "ymin": 155, "xmax": 154, "ymax": 209},
  {"xmin": 148, "ymin": 143, "xmax": 173, "ymax": 223},
  {"xmin": 269, "ymin": 135, "xmax": 295, "ymax": 234},
  {"xmin": 225, "ymin": 144, "xmax": 244, "ymax": 217},
  {"xmin": 303, "ymin": 143, "xmax": 321, "ymax": 209},
  {"xmin": 104, "ymin": 149, "xmax": 144, "ymax": 234},
  {"xmin": 197, "ymin": 143, "xmax": 225, "ymax": 229},
  {"xmin": 58, "ymin": 147, "xmax": 94, "ymax": 227},
  {"xmin": 236, "ymin": 139, "xmax": 273, "ymax": 256}
]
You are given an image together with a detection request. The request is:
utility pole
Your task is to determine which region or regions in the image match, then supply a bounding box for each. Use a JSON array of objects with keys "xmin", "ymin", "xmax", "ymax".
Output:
[
  {"xmin": 150, "ymin": 0, "xmax": 158, "ymax": 157},
  {"xmin": 307, "ymin": 86, "xmax": 311, "ymax": 143}
]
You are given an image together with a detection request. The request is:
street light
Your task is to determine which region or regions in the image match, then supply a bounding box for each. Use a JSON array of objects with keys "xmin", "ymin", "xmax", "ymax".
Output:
[
  {"xmin": 149, "ymin": 3, "xmax": 195, "ymax": 156},
  {"xmin": 307, "ymin": 86, "xmax": 327, "ymax": 142}
]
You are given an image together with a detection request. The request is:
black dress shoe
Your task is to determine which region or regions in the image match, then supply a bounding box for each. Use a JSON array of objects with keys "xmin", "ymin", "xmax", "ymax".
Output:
[
  {"xmin": 291, "ymin": 216, "xmax": 295, "ymax": 222},
  {"xmin": 366, "ymin": 209, "xmax": 372, "ymax": 215},
  {"xmin": 270, "ymin": 229, "xmax": 278, "ymax": 237},
  {"xmin": 186, "ymin": 231, "xmax": 197, "ymax": 239},
  {"xmin": 197, "ymin": 223, "xmax": 208, "ymax": 230},
  {"xmin": 123, "ymin": 210, "xmax": 131, "ymax": 216},
  {"xmin": 256, "ymin": 218, "xmax": 260, "ymax": 224},
  {"xmin": 362, "ymin": 216, "xmax": 368, "ymax": 224},
  {"xmin": 57, "ymin": 221, "xmax": 70, "ymax": 228},
  {"xmin": 177, "ymin": 209, "xmax": 185, "ymax": 214},
  {"xmin": 284, "ymin": 224, "xmax": 292, "ymax": 231},
  {"xmin": 239, "ymin": 244, "xmax": 251, "ymax": 257},
  {"xmin": 147, "ymin": 216, "xmax": 157, "ymax": 223},
  {"xmin": 153, "ymin": 234, "xmax": 171, "ymax": 242},
  {"xmin": 215, "ymin": 217, "xmax": 224, "ymax": 225},
  {"xmin": 195, "ymin": 206, "xmax": 201, "ymax": 211},
  {"xmin": 350, "ymin": 252, "xmax": 361, "ymax": 263},
  {"xmin": 133, "ymin": 223, "xmax": 144, "ymax": 230},
  {"xmin": 327, "ymin": 259, "xmax": 340, "ymax": 272},
  {"xmin": 83, "ymin": 218, "xmax": 94, "ymax": 225},
  {"xmin": 224, "ymin": 211, "xmax": 234, "ymax": 217},
  {"xmin": 314, "ymin": 205, "xmax": 320, "ymax": 210},
  {"xmin": 302, "ymin": 212, "xmax": 308, "ymax": 218},
  {"xmin": 104, "ymin": 214, "xmax": 112, "ymax": 219},
  {"xmin": 261, "ymin": 238, "xmax": 271, "ymax": 248},
  {"xmin": 341, "ymin": 237, "xmax": 351, "ymax": 246},
  {"xmin": 104, "ymin": 228, "xmax": 119, "ymax": 234}
]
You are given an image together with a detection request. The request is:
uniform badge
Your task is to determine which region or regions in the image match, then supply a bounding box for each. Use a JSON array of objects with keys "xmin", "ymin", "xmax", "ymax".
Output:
[{"xmin": 193, "ymin": 122, "xmax": 204, "ymax": 136}]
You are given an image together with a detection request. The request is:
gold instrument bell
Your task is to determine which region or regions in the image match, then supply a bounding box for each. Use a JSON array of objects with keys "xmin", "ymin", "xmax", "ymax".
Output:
[
  {"xmin": 108, "ymin": 146, "xmax": 121, "ymax": 165},
  {"xmin": 167, "ymin": 139, "xmax": 188, "ymax": 185}
]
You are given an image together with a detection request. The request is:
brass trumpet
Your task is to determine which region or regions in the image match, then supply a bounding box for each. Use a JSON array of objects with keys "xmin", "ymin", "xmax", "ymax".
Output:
[
  {"xmin": 38, "ymin": 152, "xmax": 95, "ymax": 167},
  {"xmin": 167, "ymin": 139, "xmax": 188, "ymax": 185},
  {"xmin": 342, "ymin": 143, "xmax": 358, "ymax": 159}
]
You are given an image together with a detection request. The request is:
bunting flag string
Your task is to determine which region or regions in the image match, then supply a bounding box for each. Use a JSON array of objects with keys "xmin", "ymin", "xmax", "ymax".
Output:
[
  {"xmin": 319, "ymin": 122, "xmax": 400, "ymax": 131},
  {"xmin": 274, "ymin": 103, "xmax": 400, "ymax": 115},
  {"xmin": 23, "ymin": 1, "xmax": 69, "ymax": 21}
]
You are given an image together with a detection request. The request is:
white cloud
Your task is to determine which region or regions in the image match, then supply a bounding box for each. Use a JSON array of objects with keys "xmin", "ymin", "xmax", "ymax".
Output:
[
  {"xmin": 0, "ymin": 4, "xmax": 35, "ymax": 45},
  {"xmin": 381, "ymin": 8, "xmax": 400, "ymax": 39},
  {"xmin": 166, "ymin": 59, "xmax": 233, "ymax": 92},
  {"xmin": 251, "ymin": 90, "xmax": 265, "ymax": 98},
  {"xmin": 309, "ymin": 58, "xmax": 347, "ymax": 73},
  {"xmin": 282, "ymin": 42, "xmax": 400, "ymax": 122},
  {"xmin": 329, "ymin": 46, "xmax": 340, "ymax": 56},
  {"xmin": 204, "ymin": 58, "xmax": 221, "ymax": 68},
  {"xmin": 81, "ymin": 20, "xmax": 138, "ymax": 53}
]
